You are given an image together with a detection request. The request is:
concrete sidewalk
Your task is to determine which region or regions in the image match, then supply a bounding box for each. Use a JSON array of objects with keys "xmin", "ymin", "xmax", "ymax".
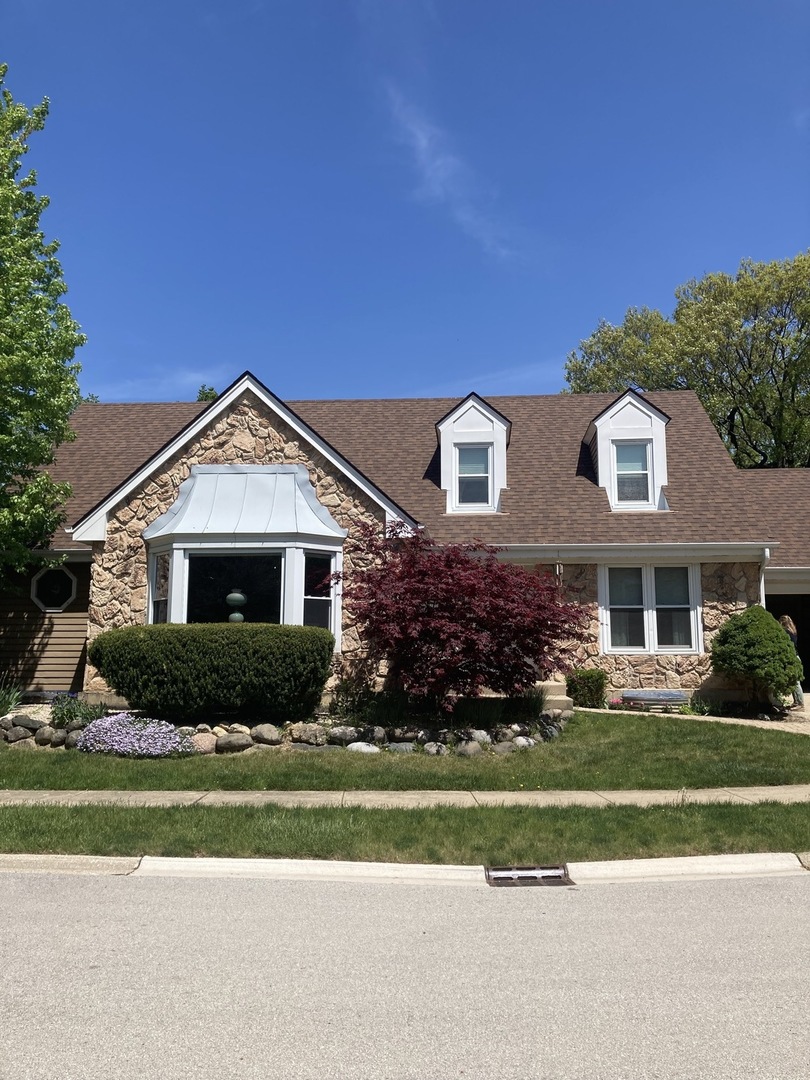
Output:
[{"xmin": 3, "ymin": 784, "xmax": 810, "ymax": 808}]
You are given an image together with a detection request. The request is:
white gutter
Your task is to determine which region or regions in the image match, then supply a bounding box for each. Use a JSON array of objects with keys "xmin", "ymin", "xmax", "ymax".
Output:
[{"xmin": 500, "ymin": 542, "xmax": 777, "ymax": 564}]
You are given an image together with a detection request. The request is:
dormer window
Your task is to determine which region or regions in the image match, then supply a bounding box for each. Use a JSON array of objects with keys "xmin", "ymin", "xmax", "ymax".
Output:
[
  {"xmin": 436, "ymin": 394, "xmax": 511, "ymax": 515},
  {"xmin": 457, "ymin": 445, "xmax": 491, "ymax": 506},
  {"xmin": 586, "ymin": 390, "xmax": 669, "ymax": 512},
  {"xmin": 615, "ymin": 441, "xmax": 651, "ymax": 505}
]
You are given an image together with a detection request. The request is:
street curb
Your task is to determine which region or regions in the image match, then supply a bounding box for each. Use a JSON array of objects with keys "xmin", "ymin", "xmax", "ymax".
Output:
[{"xmin": 0, "ymin": 851, "xmax": 806, "ymax": 884}]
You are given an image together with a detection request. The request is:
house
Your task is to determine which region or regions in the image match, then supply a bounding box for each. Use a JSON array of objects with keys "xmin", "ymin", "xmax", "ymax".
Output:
[{"xmin": 1, "ymin": 370, "xmax": 807, "ymax": 698}]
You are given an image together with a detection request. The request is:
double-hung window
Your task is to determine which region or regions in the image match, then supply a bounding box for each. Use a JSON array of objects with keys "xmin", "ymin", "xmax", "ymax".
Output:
[
  {"xmin": 614, "ymin": 441, "xmax": 651, "ymax": 505},
  {"xmin": 603, "ymin": 565, "xmax": 699, "ymax": 653},
  {"xmin": 457, "ymin": 445, "xmax": 491, "ymax": 507}
]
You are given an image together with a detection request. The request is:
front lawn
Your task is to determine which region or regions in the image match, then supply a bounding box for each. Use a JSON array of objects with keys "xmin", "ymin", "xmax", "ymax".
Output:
[
  {"xmin": 2, "ymin": 711, "xmax": 809, "ymax": 791},
  {"xmin": 0, "ymin": 802, "xmax": 808, "ymax": 863}
]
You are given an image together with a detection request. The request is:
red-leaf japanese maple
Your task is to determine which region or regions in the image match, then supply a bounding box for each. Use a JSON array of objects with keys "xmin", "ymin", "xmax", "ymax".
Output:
[{"xmin": 338, "ymin": 523, "xmax": 584, "ymax": 708}]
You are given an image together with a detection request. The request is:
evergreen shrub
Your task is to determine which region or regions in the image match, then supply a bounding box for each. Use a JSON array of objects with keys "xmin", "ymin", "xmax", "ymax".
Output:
[
  {"xmin": 88, "ymin": 624, "xmax": 334, "ymax": 721},
  {"xmin": 566, "ymin": 667, "xmax": 608, "ymax": 708},
  {"xmin": 710, "ymin": 605, "xmax": 803, "ymax": 699}
]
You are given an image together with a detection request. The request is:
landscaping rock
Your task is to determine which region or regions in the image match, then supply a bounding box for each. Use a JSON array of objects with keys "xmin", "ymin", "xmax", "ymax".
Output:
[
  {"xmin": 191, "ymin": 732, "xmax": 217, "ymax": 755},
  {"xmin": 211, "ymin": 726, "xmax": 229, "ymax": 737},
  {"xmin": 493, "ymin": 726, "xmax": 515, "ymax": 743},
  {"xmin": 492, "ymin": 741, "xmax": 517, "ymax": 754},
  {"xmin": 12, "ymin": 714, "xmax": 47, "ymax": 732},
  {"xmin": 34, "ymin": 726, "xmax": 55, "ymax": 746},
  {"xmin": 6, "ymin": 726, "xmax": 33, "ymax": 743},
  {"xmin": 195, "ymin": 724, "xmax": 213, "ymax": 733},
  {"xmin": 510, "ymin": 723, "xmax": 531, "ymax": 736},
  {"xmin": 455, "ymin": 740, "xmax": 483, "ymax": 757},
  {"xmin": 7, "ymin": 737, "xmax": 36, "ymax": 750},
  {"xmin": 50, "ymin": 729, "xmax": 67, "ymax": 748},
  {"xmin": 359, "ymin": 725, "xmax": 387, "ymax": 744},
  {"xmin": 415, "ymin": 729, "xmax": 435, "ymax": 745},
  {"xmin": 346, "ymin": 741, "xmax": 381, "ymax": 753},
  {"xmin": 327, "ymin": 725, "xmax": 359, "ymax": 745},
  {"xmin": 391, "ymin": 726, "xmax": 421, "ymax": 742},
  {"xmin": 216, "ymin": 732, "xmax": 254, "ymax": 753},
  {"xmin": 436, "ymin": 729, "xmax": 458, "ymax": 746},
  {"xmin": 177, "ymin": 726, "xmax": 197, "ymax": 737},
  {"xmin": 289, "ymin": 722, "xmax": 327, "ymax": 746},
  {"xmin": 66, "ymin": 718, "xmax": 86, "ymax": 733},
  {"xmin": 65, "ymin": 731, "xmax": 82, "ymax": 749},
  {"xmin": 468, "ymin": 729, "xmax": 492, "ymax": 745},
  {"xmin": 512, "ymin": 736, "xmax": 536, "ymax": 749},
  {"xmin": 387, "ymin": 742, "xmax": 415, "ymax": 753},
  {"xmin": 229, "ymin": 724, "xmax": 251, "ymax": 735},
  {"xmin": 252, "ymin": 723, "xmax": 282, "ymax": 745},
  {"xmin": 422, "ymin": 742, "xmax": 448, "ymax": 756},
  {"xmin": 0, "ymin": 715, "xmax": 14, "ymax": 731}
]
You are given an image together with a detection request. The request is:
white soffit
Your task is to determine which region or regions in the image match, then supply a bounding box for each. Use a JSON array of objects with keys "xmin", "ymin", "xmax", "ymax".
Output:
[{"xmin": 142, "ymin": 465, "xmax": 347, "ymax": 541}]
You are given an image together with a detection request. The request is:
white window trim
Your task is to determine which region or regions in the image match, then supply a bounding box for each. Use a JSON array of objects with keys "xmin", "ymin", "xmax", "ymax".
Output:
[
  {"xmin": 598, "ymin": 564, "xmax": 703, "ymax": 655},
  {"xmin": 147, "ymin": 541, "xmax": 342, "ymax": 648},
  {"xmin": 31, "ymin": 565, "xmax": 78, "ymax": 613},
  {"xmin": 453, "ymin": 443, "xmax": 495, "ymax": 512},
  {"xmin": 611, "ymin": 439, "xmax": 655, "ymax": 510}
]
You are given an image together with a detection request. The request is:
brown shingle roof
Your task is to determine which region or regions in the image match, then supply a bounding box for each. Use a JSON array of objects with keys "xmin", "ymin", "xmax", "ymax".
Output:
[
  {"xmin": 49, "ymin": 388, "xmax": 780, "ymax": 554},
  {"xmin": 737, "ymin": 469, "xmax": 810, "ymax": 568}
]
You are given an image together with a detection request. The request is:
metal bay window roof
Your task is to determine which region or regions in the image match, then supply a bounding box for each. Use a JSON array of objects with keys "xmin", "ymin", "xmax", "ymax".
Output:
[{"xmin": 142, "ymin": 464, "xmax": 347, "ymax": 541}]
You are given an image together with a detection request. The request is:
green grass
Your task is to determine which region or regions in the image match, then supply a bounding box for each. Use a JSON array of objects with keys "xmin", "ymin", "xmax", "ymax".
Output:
[
  {"xmin": 2, "ymin": 712, "xmax": 809, "ymax": 792},
  {"xmin": 0, "ymin": 802, "xmax": 808, "ymax": 863}
]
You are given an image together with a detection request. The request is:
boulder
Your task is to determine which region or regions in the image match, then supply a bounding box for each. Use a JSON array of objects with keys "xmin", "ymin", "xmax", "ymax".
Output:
[
  {"xmin": 191, "ymin": 732, "xmax": 217, "ymax": 755},
  {"xmin": 229, "ymin": 724, "xmax": 251, "ymax": 735},
  {"xmin": 391, "ymin": 727, "xmax": 421, "ymax": 742},
  {"xmin": 387, "ymin": 742, "xmax": 415, "ymax": 753},
  {"xmin": 211, "ymin": 726, "xmax": 229, "ymax": 737},
  {"xmin": 0, "ymin": 715, "xmax": 14, "ymax": 731},
  {"xmin": 359, "ymin": 725, "xmax": 387, "ymax": 745},
  {"xmin": 422, "ymin": 742, "xmax": 449, "ymax": 756},
  {"xmin": 346, "ymin": 741, "xmax": 381, "ymax": 754},
  {"xmin": 50, "ymin": 729, "xmax": 67, "ymax": 748},
  {"xmin": 493, "ymin": 726, "xmax": 515, "ymax": 743},
  {"xmin": 12, "ymin": 714, "xmax": 48, "ymax": 732},
  {"xmin": 492, "ymin": 741, "xmax": 517, "ymax": 755},
  {"xmin": 66, "ymin": 718, "xmax": 86, "ymax": 733},
  {"xmin": 177, "ymin": 726, "xmax": 197, "ymax": 737},
  {"xmin": 512, "ymin": 736, "xmax": 536, "ymax": 749},
  {"xmin": 455, "ymin": 740, "xmax": 483, "ymax": 757},
  {"xmin": 467, "ymin": 729, "xmax": 492, "ymax": 745},
  {"xmin": 5, "ymin": 726, "xmax": 33, "ymax": 743},
  {"xmin": 34, "ymin": 726, "xmax": 56, "ymax": 746},
  {"xmin": 216, "ymin": 732, "xmax": 254, "ymax": 753},
  {"xmin": 7, "ymin": 738, "xmax": 36, "ymax": 750},
  {"xmin": 195, "ymin": 724, "xmax": 213, "ymax": 734},
  {"xmin": 288, "ymin": 722, "xmax": 327, "ymax": 746},
  {"xmin": 252, "ymin": 723, "xmax": 282, "ymax": 746},
  {"xmin": 65, "ymin": 730, "xmax": 82, "ymax": 749},
  {"xmin": 327, "ymin": 725, "xmax": 359, "ymax": 745}
]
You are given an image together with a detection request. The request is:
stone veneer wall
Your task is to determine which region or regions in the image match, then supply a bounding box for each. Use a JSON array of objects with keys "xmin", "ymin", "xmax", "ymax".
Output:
[
  {"xmin": 540, "ymin": 561, "xmax": 761, "ymax": 692},
  {"xmin": 84, "ymin": 393, "xmax": 385, "ymax": 692}
]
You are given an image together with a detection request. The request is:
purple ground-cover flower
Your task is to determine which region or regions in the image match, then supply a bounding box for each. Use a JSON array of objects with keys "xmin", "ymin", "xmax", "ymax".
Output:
[{"xmin": 77, "ymin": 713, "xmax": 195, "ymax": 758}]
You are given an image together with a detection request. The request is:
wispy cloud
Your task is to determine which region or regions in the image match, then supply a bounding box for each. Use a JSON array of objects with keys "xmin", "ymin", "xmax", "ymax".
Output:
[
  {"xmin": 86, "ymin": 365, "xmax": 233, "ymax": 402},
  {"xmin": 387, "ymin": 85, "xmax": 515, "ymax": 260}
]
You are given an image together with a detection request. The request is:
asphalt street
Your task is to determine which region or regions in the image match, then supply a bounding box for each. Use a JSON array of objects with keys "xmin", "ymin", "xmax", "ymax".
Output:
[{"xmin": 1, "ymin": 870, "xmax": 808, "ymax": 1080}]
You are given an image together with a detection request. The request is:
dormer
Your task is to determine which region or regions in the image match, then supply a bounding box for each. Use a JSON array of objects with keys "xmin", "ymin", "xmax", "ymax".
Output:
[
  {"xmin": 586, "ymin": 390, "xmax": 670, "ymax": 511},
  {"xmin": 436, "ymin": 394, "xmax": 511, "ymax": 514}
]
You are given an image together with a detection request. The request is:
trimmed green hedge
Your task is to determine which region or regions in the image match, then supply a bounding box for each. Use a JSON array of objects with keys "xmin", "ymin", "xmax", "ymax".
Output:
[
  {"xmin": 566, "ymin": 667, "xmax": 608, "ymax": 708},
  {"xmin": 88, "ymin": 624, "xmax": 335, "ymax": 722},
  {"xmin": 711, "ymin": 605, "xmax": 803, "ymax": 698}
]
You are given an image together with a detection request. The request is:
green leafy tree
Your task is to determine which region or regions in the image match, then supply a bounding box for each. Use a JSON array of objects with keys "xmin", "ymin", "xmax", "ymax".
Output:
[
  {"xmin": 710, "ymin": 605, "xmax": 802, "ymax": 700},
  {"xmin": 196, "ymin": 384, "xmax": 217, "ymax": 402},
  {"xmin": 0, "ymin": 64, "xmax": 84, "ymax": 580},
  {"xmin": 565, "ymin": 254, "xmax": 810, "ymax": 468}
]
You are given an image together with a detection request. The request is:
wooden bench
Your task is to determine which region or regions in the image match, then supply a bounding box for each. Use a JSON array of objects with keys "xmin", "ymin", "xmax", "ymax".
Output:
[{"xmin": 621, "ymin": 689, "xmax": 689, "ymax": 712}]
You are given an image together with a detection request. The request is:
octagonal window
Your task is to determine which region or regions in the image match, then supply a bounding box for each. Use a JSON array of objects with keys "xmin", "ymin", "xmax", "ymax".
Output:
[{"xmin": 31, "ymin": 567, "xmax": 77, "ymax": 612}]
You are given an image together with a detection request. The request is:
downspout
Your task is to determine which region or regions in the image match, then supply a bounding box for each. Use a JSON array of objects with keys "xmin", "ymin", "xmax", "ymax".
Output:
[{"xmin": 759, "ymin": 547, "xmax": 770, "ymax": 606}]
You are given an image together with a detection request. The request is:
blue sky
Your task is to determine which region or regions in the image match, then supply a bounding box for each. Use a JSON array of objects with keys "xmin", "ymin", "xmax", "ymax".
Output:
[{"xmin": 5, "ymin": 1, "xmax": 809, "ymax": 402}]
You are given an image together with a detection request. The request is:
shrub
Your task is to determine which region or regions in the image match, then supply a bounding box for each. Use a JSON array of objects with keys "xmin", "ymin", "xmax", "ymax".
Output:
[
  {"xmin": 50, "ymin": 692, "xmax": 106, "ymax": 729},
  {"xmin": 77, "ymin": 713, "xmax": 194, "ymax": 757},
  {"xmin": 88, "ymin": 623, "xmax": 335, "ymax": 722},
  {"xmin": 0, "ymin": 673, "xmax": 23, "ymax": 716},
  {"xmin": 338, "ymin": 522, "xmax": 585, "ymax": 710},
  {"xmin": 710, "ymin": 605, "xmax": 803, "ymax": 699},
  {"xmin": 566, "ymin": 668, "xmax": 608, "ymax": 708}
]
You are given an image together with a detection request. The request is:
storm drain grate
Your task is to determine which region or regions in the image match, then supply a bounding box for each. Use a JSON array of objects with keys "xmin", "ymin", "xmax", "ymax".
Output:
[{"xmin": 485, "ymin": 864, "xmax": 574, "ymax": 887}]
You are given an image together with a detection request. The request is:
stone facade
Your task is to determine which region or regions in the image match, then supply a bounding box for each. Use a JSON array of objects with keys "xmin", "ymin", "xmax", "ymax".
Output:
[
  {"xmin": 84, "ymin": 392, "xmax": 385, "ymax": 691},
  {"xmin": 551, "ymin": 561, "xmax": 761, "ymax": 693}
]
